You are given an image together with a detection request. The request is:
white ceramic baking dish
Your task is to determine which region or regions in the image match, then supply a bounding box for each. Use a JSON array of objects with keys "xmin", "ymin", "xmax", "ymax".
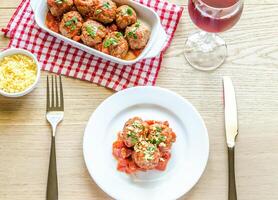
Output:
[{"xmin": 30, "ymin": 0, "xmax": 167, "ymax": 65}]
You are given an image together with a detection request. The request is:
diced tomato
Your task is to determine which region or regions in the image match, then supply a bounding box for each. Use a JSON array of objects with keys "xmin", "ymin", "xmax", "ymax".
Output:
[
  {"xmin": 113, "ymin": 139, "xmax": 133, "ymax": 159},
  {"xmin": 120, "ymin": 147, "xmax": 133, "ymax": 158},
  {"xmin": 113, "ymin": 140, "xmax": 125, "ymax": 149},
  {"xmin": 131, "ymin": 49, "xmax": 143, "ymax": 57},
  {"xmin": 117, "ymin": 158, "xmax": 138, "ymax": 174},
  {"xmin": 73, "ymin": 35, "xmax": 81, "ymax": 42},
  {"xmin": 125, "ymin": 160, "xmax": 137, "ymax": 174},
  {"xmin": 171, "ymin": 131, "xmax": 176, "ymax": 142},
  {"xmin": 94, "ymin": 43, "xmax": 109, "ymax": 55},
  {"xmin": 145, "ymin": 120, "xmax": 158, "ymax": 125},
  {"xmin": 156, "ymin": 152, "xmax": 171, "ymax": 171},
  {"xmin": 45, "ymin": 12, "xmax": 59, "ymax": 33},
  {"xmin": 117, "ymin": 158, "xmax": 128, "ymax": 172},
  {"xmin": 155, "ymin": 159, "xmax": 168, "ymax": 171}
]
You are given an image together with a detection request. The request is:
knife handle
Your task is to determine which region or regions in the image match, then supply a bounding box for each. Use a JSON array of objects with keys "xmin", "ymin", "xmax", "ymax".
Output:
[{"xmin": 228, "ymin": 147, "xmax": 237, "ymax": 200}]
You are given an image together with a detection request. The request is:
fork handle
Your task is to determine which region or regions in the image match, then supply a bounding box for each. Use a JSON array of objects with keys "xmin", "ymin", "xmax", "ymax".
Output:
[
  {"xmin": 46, "ymin": 136, "xmax": 58, "ymax": 200},
  {"xmin": 228, "ymin": 147, "xmax": 237, "ymax": 200}
]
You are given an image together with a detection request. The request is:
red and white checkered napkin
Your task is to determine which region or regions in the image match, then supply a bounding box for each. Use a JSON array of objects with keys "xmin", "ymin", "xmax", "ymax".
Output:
[{"xmin": 2, "ymin": 0, "xmax": 183, "ymax": 91}]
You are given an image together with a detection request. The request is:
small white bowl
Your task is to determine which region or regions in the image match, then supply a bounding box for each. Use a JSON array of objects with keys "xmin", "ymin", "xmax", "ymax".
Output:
[{"xmin": 0, "ymin": 48, "xmax": 41, "ymax": 98}]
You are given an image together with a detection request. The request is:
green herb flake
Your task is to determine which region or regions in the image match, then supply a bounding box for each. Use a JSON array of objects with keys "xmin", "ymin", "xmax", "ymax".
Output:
[
  {"xmin": 95, "ymin": 9, "xmax": 102, "ymax": 15},
  {"xmin": 103, "ymin": 2, "xmax": 111, "ymax": 9},
  {"xmin": 55, "ymin": 0, "xmax": 65, "ymax": 5},
  {"xmin": 126, "ymin": 7, "xmax": 133, "ymax": 16},
  {"xmin": 86, "ymin": 25, "xmax": 97, "ymax": 37},
  {"xmin": 127, "ymin": 22, "xmax": 141, "ymax": 39},
  {"xmin": 72, "ymin": 16, "xmax": 78, "ymax": 23},
  {"xmin": 155, "ymin": 126, "xmax": 163, "ymax": 132},
  {"xmin": 133, "ymin": 33, "xmax": 138, "ymax": 39},
  {"xmin": 104, "ymin": 37, "xmax": 118, "ymax": 48},
  {"xmin": 135, "ymin": 21, "xmax": 141, "ymax": 28},
  {"xmin": 70, "ymin": 25, "xmax": 76, "ymax": 31},
  {"xmin": 115, "ymin": 32, "xmax": 123, "ymax": 38},
  {"xmin": 127, "ymin": 31, "xmax": 138, "ymax": 39},
  {"xmin": 127, "ymin": 131, "xmax": 138, "ymax": 144},
  {"xmin": 65, "ymin": 21, "xmax": 73, "ymax": 27},
  {"xmin": 65, "ymin": 17, "xmax": 78, "ymax": 31}
]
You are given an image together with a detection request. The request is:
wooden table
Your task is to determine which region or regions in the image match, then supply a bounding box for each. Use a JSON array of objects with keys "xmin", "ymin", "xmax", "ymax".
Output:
[{"xmin": 1, "ymin": 0, "xmax": 278, "ymax": 199}]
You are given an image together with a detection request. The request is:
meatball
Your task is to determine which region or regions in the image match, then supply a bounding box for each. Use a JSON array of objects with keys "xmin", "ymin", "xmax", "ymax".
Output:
[
  {"xmin": 74, "ymin": 0, "xmax": 98, "ymax": 17},
  {"xmin": 59, "ymin": 11, "xmax": 83, "ymax": 39},
  {"xmin": 47, "ymin": 0, "xmax": 73, "ymax": 17},
  {"xmin": 122, "ymin": 117, "xmax": 149, "ymax": 147},
  {"xmin": 102, "ymin": 31, "xmax": 129, "ymax": 59},
  {"xmin": 116, "ymin": 5, "xmax": 137, "ymax": 29},
  {"xmin": 92, "ymin": 0, "xmax": 117, "ymax": 24},
  {"xmin": 81, "ymin": 20, "xmax": 107, "ymax": 47},
  {"xmin": 133, "ymin": 141, "xmax": 160, "ymax": 170},
  {"xmin": 148, "ymin": 122, "xmax": 176, "ymax": 152},
  {"xmin": 125, "ymin": 21, "xmax": 151, "ymax": 50}
]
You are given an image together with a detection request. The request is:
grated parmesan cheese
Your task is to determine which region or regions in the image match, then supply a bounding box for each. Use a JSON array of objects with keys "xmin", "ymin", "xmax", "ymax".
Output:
[{"xmin": 0, "ymin": 54, "xmax": 37, "ymax": 93}]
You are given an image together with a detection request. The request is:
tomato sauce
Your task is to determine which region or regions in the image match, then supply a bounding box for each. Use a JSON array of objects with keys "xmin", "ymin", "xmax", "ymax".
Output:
[{"xmin": 46, "ymin": 11, "xmax": 60, "ymax": 33}]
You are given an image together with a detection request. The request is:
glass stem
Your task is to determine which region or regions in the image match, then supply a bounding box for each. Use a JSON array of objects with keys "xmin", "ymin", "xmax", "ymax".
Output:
[{"xmin": 200, "ymin": 31, "xmax": 215, "ymax": 45}]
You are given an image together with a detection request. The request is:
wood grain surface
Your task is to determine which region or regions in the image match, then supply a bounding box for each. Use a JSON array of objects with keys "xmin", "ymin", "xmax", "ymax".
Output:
[{"xmin": 1, "ymin": 0, "xmax": 278, "ymax": 200}]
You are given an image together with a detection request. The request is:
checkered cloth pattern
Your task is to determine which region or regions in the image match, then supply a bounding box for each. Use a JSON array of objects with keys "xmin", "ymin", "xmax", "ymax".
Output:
[{"xmin": 2, "ymin": 0, "xmax": 183, "ymax": 91}]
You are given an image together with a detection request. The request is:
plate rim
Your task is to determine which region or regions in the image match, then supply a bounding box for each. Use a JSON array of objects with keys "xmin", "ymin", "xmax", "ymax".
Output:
[{"xmin": 83, "ymin": 86, "xmax": 209, "ymax": 200}]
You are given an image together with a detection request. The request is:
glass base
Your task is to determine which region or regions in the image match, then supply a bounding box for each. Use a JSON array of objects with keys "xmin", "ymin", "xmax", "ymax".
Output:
[{"xmin": 184, "ymin": 31, "xmax": 227, "ymax": 71}]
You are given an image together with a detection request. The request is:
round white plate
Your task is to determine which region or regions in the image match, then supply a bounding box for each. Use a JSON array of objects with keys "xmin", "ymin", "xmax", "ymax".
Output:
[{"xmin": 83, "ymin": 86, "xmax": 209, "ymax": 200}]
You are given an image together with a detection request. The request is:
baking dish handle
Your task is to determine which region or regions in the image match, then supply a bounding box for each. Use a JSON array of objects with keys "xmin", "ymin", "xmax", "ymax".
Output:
[
  {"xmin": 30, "ymin": 0, "xmax": 39, "ymax": 11},
  {"xmin": 144, "ymin": 24, "xmax": 168, "ymax": 59}
]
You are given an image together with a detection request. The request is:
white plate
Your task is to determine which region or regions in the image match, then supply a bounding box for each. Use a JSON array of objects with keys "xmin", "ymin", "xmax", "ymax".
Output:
[{"xmin": 83, "ymin": 86, "xmax": 209, "ymax": 200}]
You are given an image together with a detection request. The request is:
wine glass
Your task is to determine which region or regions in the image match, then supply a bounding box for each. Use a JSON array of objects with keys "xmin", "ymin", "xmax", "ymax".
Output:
[{"xmin": 184, "ymin": 0, "xmax": 244, "ymax": 71}]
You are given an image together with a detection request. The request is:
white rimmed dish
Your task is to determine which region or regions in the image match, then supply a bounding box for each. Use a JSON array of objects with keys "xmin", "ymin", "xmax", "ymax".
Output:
[
  {"xmin": 30, "ymin": 0, "xmax": 168, "ymax": 65},
  {"xmin": 0, "ymin": 48, "xmax": 41, "ymax": 98},
  {"xmin": 83, "ymin": 86, "xmax": 209, "ymax": 200}
]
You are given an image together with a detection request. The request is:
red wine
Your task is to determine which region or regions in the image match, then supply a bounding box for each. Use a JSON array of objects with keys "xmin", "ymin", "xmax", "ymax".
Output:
[{"xmin": 188, "ymin": 0, "xmax": 243, "ymax": 33}]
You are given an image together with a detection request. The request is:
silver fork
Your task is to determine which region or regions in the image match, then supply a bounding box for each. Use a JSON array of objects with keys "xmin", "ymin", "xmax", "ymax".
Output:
[{"xmin": 46, "ymin": 75, "xmax": 64, "ymax": 200}]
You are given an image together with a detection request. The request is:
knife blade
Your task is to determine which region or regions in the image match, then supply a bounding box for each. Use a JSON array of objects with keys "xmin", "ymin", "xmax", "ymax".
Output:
[
  {"xmin": 223, "ymin": 76, "xmax": 238, "ymax": 148},
  {"xmin": 223, "ymin": 76, "xmax": 238, "ymax": 200}
]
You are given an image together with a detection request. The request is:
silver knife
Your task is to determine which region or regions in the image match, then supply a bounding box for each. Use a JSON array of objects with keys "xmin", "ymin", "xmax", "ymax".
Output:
[{"xmin": 223, "ymin": 76, "xmax": 238, "ymax": 200}]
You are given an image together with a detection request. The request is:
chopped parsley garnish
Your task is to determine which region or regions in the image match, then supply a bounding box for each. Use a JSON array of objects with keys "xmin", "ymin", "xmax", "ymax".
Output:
[
  {"xmin": 65, "ymin": 16, "xmax": 78, "ymax": 31},
  {"xmin": 95, "ymin": 9, "xmax": 102, "ymax": 15},
  {"xmin": 103, "ymin": 2, "xmax": 111, "ymax": 9},
  {"xmin": 115, "ymin": 32, "xmax": 123, "ymax": 38},
  {"xmin": 127, "ymin": 131, "xmax": 138, "ymax": 144},
  {"xmin": 147, "ymin": 146, "xmax": 155, "ymax": 152},
  {"xmin": 144, "ymin": 145, "xmax": 157, "ymax": 160},
  {"xmin": 126, "ymin": 7, "xmax": 133, "ymax": 16},
  {"xmin": 132, "ymin": 121, "xmax": 144, "ymax": 130},
  {"xmin": 135, "ymin": 21, "xmax": 141, "ymax": 27},
  {"xmin": 86, "ymin": 25, "xmax": 97, "ymax": 37},
  {"xmin": 150, "ymin": 130, "xmax": 167, "ymax": 145},
  {"xmin": 127, "ymin": 21, "xmax": 141, "ymax": 39},
  {"xmin": 128, "ymin": 31, "xmax": 138, "ymax": 39},
  {"xmin": 155, "ymin": 126, "xmax": 163, "ymax": 132},
  {"xmin": 104, "ymin": 37, "xmax": 118, "ymax": 48},
  {"xmin": 55, "ymin": 0, "xmax": 66, "ymax": 4}
]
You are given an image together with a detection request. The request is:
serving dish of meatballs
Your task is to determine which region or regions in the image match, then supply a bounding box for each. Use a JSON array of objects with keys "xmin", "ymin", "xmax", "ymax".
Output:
[
  {"xmin": 46, "ymin": 0, "xmax": 150, "ymax": 60},
  {"xmin": 83, "ymin": 86, "xmax": 209, "ymax": 200},
  {"xmin": 30, "ymin": 0, "xmax": 167, "ymax": 64},
  {"xmin": 112, "ymin": 117, "xmax": 176, "ymax": 174}
]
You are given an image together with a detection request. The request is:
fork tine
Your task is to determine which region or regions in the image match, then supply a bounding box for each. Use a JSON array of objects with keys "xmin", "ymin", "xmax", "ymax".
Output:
[
  {"xmin": 46, "ymin": 76, "xmax": 50, "ymax": 111},
  {"xmin": 59, "ymin": 76, "xmax": 64, "ymax": 110},
  {"xmin": 55, "ymin": 76, "xmax": 59, "ymax": 108},
  {"xmin": 51, "ymin": 75, "xmax": 55, "ymax": 107}
]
